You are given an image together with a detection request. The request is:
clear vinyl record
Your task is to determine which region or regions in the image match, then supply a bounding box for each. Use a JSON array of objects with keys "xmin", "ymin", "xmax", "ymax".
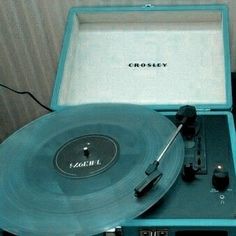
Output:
[{"xmin": 0, "ymin": 104, "xmax": 184, "ymax": 235}]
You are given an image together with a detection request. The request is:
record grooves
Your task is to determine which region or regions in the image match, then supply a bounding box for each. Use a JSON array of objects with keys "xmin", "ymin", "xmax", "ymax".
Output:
[{"xmin": 0, "ymin": 104, "xmax": 184, "ymax": 236}]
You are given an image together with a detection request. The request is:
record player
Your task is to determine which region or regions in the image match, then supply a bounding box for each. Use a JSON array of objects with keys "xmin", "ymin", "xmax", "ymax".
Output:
[{"xmin": 0, "ymin": 4, "xmax": 236, "ymax": 236}]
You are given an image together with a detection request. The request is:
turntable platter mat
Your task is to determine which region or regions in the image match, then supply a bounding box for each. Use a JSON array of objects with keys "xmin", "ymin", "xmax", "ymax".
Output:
[{"xmin": 0, "ymin": 104, "xmax": 184, "ymax": 235}]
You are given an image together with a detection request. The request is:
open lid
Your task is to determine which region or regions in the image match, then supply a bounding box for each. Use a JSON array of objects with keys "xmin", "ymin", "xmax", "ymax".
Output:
[{"xmin": 51, "ymin": 4, "xmax": 231, "ymax": 111}]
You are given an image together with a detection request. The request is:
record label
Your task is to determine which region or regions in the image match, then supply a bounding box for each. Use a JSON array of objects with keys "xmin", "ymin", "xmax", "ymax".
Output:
[{"xmin": 54, "ymin": 135, "xmax": 118, "ymax": 178}]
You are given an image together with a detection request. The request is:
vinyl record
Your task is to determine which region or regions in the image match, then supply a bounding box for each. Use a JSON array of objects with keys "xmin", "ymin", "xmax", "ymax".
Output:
[{"xmin": 0, "ymin": 104, "xmax": 184, "ymax": 236}]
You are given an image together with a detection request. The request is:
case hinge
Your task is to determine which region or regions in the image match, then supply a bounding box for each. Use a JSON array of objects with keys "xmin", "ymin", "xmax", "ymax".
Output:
[{"xmin": 143, "ymin": 4, "xmax": 154, "ymax": 8}]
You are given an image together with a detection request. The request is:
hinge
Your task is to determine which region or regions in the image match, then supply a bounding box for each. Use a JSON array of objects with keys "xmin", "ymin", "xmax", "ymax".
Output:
[{"xmin": 143, "ymin": 4, "xmax": 154, "ymax": 8}]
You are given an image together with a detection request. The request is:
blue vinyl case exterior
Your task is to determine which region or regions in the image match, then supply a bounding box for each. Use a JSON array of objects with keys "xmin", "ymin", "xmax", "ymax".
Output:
[{"xmin": 50, "ymin": 4, "xmax": 236, "ymax": 235}]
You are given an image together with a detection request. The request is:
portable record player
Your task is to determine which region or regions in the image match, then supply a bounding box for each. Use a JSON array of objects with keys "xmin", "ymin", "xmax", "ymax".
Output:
[
  {"xmin": 50, "ymin": 4, "xmax": 236, "ymax": 236},
  {"xmin": 0, "ymin": 4, "xmax": 236, "ymax": 236}
]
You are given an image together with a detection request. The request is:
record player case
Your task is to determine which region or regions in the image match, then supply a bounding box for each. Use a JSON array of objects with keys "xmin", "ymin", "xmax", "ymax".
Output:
[{"xmin": 51, "ymin": 4, "xmax": 236, "ymax": 236}]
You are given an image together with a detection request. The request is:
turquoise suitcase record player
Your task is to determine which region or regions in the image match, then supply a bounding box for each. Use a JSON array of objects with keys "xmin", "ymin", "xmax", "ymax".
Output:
[
  {"xmin": 50, "ymin": 3, "xmax": 236, "ymax": 236},
  {"xmin": 51, "ymin": 4, "xmax": 236, "ymax": 236},
  {"xmin": 0, "ymin": 4, "xmax": 235, "ymax": 236}
]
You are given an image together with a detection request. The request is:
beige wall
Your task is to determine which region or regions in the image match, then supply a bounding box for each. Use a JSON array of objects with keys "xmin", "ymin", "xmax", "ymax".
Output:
[{"xmin": 0, "ymin": 0, "xmax": 235, "ymax": 141}]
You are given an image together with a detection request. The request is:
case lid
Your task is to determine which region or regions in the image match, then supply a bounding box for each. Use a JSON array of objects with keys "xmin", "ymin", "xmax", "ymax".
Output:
[{"xmin": 51, "ymin": 4, "xmax": 231, "ymax": 111}]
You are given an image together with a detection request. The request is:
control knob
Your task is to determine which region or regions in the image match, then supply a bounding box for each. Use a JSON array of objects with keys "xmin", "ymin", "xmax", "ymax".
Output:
[{"xmin": 212, "ymin": 165, "xmax": 229, "ymax": 191}]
